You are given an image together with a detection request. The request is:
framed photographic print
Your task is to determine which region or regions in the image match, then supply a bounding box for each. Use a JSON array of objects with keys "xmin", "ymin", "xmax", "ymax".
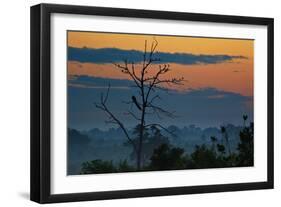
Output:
[{"xmin": 30, "ymin": 3, "xmax": 274, "ymax": 203}]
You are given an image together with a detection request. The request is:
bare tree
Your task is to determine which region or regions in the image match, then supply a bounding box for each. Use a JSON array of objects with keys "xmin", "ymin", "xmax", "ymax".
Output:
[{"xmin": 95, "ymin": 39, "xmax": 184, "ymax": 170}]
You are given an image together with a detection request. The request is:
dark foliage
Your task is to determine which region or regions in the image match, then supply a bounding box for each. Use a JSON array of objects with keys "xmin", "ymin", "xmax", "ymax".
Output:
[
  {"xmin": 236, "ymin": 122, "xmax": 254, "ymax": 166},
  {"xmin": 191, "ymin": 145, "xmax": 221, "ymax": 168},
  {"xmin": 79, "ymin": 116, "xmax": 254, "ymax": 174},
  {"xmin": 149, "ymin": 143, "xmax": 187, "ymax": 170},
  {"xmin": 127, "ymin": 125, "xmax": 170, "ymax": 166},
  {"xmin": 81, "ymin": 160, "xmax": 117, "ymax": 174}
]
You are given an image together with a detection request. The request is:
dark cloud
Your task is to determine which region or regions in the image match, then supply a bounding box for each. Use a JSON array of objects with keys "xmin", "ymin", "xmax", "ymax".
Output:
[
  {"xmin": 68, "ymin": 76, "xmax": 253, "ymax": 130},
  {"xmin": 68, "ymin": 47, "xmax": 247, "ymax": 65}
]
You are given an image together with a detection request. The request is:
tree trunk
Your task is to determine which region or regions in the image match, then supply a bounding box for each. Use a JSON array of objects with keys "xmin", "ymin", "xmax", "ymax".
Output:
[
  {"xmin": 137, "ymin": 108, "xmax": 145, "ymax": 170},
  {"xmin": 136, "ymin": 93, "xmax": 146, "ymax": 170}
]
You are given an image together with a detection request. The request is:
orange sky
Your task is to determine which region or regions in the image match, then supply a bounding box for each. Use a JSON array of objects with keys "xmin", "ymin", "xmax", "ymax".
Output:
[
  {"xmin": 68, "ymin": 31, "xmax": 253, "ymax": 57},
  {"xmin": 67, "ymin": 31, "xmax": 254, "ymax": 96}
]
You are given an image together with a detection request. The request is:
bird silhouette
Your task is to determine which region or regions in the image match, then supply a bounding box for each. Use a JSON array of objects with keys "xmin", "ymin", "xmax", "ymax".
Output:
[{"xmin": 131, "ymin": 96, "xmax": 141, "ymax": 110}]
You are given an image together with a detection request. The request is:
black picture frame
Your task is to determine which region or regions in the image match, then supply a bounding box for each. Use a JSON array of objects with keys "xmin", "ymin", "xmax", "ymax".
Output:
[{"xmin": 30, "ymin": 3, "xmax": 274, "ymax": 204}]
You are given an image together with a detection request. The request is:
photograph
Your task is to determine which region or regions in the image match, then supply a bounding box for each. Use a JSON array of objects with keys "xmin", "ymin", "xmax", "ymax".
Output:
[
  {"xmin": 67, "ymin": 31, "xmax": 254, "ymax": 175},
  {"xmin": 30, "ymin": 3, "xmax": 273, "ymax": 203}
]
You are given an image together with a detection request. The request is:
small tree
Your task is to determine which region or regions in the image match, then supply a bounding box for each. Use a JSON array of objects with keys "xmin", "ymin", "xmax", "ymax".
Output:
[
  {"xmin": 243, "ymin": 114, "xmax": 248, "ymax": 127},
  {"xmin": 237, "ymin": 122, "xmax": 254, "ymax": 166},
  {"xmin": 210, "ymin": 136, "xmax": 217, "ymax": 152},
  {"xmin": 220, "ymin": 126, "xmax": 231, "ymax": 155}
]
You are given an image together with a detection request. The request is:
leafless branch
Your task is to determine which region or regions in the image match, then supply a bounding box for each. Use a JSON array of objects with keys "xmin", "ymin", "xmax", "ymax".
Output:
[
  {"xmin": 147, "ymin": 95, "xmax": 161, "ymax": 106},
  {"xmin": 124, "ymin": 111, "xmax": 141, "ymax": 121},
  {"xmin": 95, "ymin": 85, "xmax": 138, "ymax": 152},
  {"xmin": 112, "ymin": 62, "xmax": 141, "ymax": 88},
  {"xmin": 154, "ymin": 77, "xmax": 185, "ymax": 86},
  {"xmin": 103, "ymin": 39, "xmax": 185, "ymax": 169},
  {"xmin": 147, "ymin": 103, "xmax": 178, "ymax": 119}
]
